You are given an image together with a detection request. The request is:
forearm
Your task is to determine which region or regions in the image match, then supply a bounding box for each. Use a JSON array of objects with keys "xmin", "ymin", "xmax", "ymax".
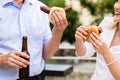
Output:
[
  {"xmin": 75, "ymin": 39, "xmax": 87, "ymax": 56},
  {"xmin": 43, "ymin": 30, "xmax": 63, "ymax": 60},
  {"xmin": 103, "ymin": 52, "xmax": 120, "ymax": 80}
]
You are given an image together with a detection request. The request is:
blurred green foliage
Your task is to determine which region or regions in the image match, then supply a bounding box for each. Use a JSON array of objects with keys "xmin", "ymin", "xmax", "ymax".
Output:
[
  {"xmin": 40, "ymin": 0, "xmax": 65, "ymax": 7},
  {"xmin": 40, "ymin": 0, "xmax": 79, "ymax": 44},
  {"xmin": 39, "ymin": 0, "xmax": 115, "ymax": 43},
  {"xmin": 80, "ymin": 0, "xmax": 115, "ymax": 25}
]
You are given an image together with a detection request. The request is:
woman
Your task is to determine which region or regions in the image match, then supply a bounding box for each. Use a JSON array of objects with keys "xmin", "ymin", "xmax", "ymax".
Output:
[{"xmin": 75, "ymin": 0, "xmax": 120, "ymax": 80}]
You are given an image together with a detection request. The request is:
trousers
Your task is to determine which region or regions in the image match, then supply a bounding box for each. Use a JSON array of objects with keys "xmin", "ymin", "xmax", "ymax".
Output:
[{"xmin": 17, "ymin": 74, "xmax": 42, "ymax": 80}]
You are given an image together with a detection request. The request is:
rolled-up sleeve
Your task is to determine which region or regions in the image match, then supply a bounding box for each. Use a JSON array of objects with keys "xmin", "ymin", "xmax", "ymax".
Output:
[
  {"xmin": 43, "ymin": 14, "xmax": 52, "ymax": 44},
  {"xmin": 76, "ymin": 42, "xmax": 96, "ymax": 58}
]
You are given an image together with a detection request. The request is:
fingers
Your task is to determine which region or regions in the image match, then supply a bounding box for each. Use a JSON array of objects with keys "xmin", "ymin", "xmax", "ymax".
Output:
[
  {"xmin": 8, "ymin": 57, "xmax": 26, "ymax": 68},
  {"xmin": 11, "ymin": 52, "xmax": 29, "ymax": 68},
  {"xmin": 2, "ymin": 51, "xmax": 30, "ymax": 68},
  {"xmin": 51, "ymin": 11, "xmax": 68, "ymax": 30},
  {"xmin": 89, "ymin": 32, "xmax": 102, "ymax": 49},
  {"xmin": 75, "ymin": 26, "xmax": 88, "ymax": 40},
  {"xmin": 16, "ymin": 51, "xmax": 29, "ymax": 59},
  {"xmin": 89, "ymin": 32, "xmax": 110, "ymax": 55}
]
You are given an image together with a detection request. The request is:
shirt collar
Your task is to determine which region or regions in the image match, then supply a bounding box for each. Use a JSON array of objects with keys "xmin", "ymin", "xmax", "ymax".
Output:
[
  {"xmin": 1, "ymin": 0, "xmax": 13, "ymax": 7},
  {"xmin": 0, "ymin": 0, "xmax": 34, "ymax": 7}
]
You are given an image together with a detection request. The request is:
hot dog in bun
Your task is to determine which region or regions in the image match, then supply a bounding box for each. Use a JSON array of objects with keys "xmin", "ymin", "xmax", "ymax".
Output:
[
  {"xmin": 49, "ymin": 7, "xmax": 66, "ymax": 23},
  {"xmin": 40, "ymin": 6, "xmax": 71, "ymax": 23}
]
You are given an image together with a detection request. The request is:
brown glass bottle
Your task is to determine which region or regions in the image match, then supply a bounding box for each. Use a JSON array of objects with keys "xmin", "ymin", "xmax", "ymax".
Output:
[{"xmin": 19, "ymin": 36, "xmax": 30, "ymax": 79}]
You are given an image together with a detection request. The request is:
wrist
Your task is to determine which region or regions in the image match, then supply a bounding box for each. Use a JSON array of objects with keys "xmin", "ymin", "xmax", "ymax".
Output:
[
  {"xmin": 0, "ymin": 55, "xmax": 5, "ymax": 66},
  {"xmin": 76, "ymin": 38, "xmax": 83, "ymax": 43},
  {"xmin": 102, "ymin": 51, "xmax": 117, "ymax": 66},
  {"xmin": 106, "ymin": 59, "xmax": 117, "ymax": 66},
  {"xmin": 52, "ymin": 29, "xmax": 63, "ymax": 38},
  {"xmin": 0, "ymin": 55, "xmax": 2, "ymax": 65},
  {"xmin": 102, "ymin": 50, "xmax": 111, "ymax": 57},
  {"xmin": 52, "ymin": 27, "xmax": 64, "ymax": 34}
]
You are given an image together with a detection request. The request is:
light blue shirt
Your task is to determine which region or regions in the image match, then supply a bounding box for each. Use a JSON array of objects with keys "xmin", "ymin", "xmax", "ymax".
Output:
[{"xmin": 0, "ymin": 0, "xmax": 52, "ymax": 80}]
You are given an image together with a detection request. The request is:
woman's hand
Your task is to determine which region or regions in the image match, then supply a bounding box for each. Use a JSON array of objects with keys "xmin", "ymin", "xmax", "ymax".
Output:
[
  {"xmin": 89, "ymin": 32, "xmax": 110, "ymax": 55},
  {"xmin": 0, "ymin": 51, "xmax": 29, "ymax": 68},
  {"xmin": 75, "ymin": 26, "xmax": 88, "ymax": 42}
]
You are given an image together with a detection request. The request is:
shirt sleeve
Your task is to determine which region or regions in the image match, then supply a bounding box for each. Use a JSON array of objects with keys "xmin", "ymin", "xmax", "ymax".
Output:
[
  {"xmin": 43, "ymin": 14, "xmax": 52, "ymax": 44},
  {"xmin": 76, "ymin": 42, "xmax": 96, "ymax": 58},
  {"xmin": 98, "ymin": 17, "xmax": 114, "ymax": 29},
  {"xmin": 37, "ymin": 1, "xmax": 52, "ymax": 44}
]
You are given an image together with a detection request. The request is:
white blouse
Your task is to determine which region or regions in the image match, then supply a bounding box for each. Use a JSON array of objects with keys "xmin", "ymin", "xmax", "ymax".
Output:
[{"xmin": 78, "ymin": 17, "xmax": 120, "ymax": 80}]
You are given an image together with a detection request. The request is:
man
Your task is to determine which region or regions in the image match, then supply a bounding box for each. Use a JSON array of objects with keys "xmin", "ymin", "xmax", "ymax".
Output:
[{"xmin": 0, "ymin": 0, "xmax": 68, "ymax": 80}]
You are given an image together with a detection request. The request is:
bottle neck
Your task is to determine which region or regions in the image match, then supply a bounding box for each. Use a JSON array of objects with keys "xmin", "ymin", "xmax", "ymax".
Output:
[{"xmin": 22, "ymin": 36, "xmax": 28, "ymax": 52}]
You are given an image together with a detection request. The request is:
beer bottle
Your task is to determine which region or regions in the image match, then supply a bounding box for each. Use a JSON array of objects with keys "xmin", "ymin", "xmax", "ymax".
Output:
[{"xmin": 19, "ymin": 36, "xmax": 30, "ymax": 79}]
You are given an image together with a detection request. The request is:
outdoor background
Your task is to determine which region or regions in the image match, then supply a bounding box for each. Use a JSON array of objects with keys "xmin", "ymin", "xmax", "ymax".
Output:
[
  {"xmin": 40, "ymin": 0, "xmax": 114, "ymax": 44},
  {"xmin": 39, "ymin": 0, "xmax": 115, "ymax": 80}
]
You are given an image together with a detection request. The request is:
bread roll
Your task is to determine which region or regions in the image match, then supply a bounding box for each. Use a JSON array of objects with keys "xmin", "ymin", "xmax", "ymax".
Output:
[
  {"xmin": 49, "ymin": 7, "xmax": 66, "ymax": 23},
  {"xmin": 85, "ymin": 26, "xmax": 100, "ymax": 42}
]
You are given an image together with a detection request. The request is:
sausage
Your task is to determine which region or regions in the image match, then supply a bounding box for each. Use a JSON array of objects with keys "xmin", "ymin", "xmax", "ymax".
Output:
[
  {"xmin": 40, "ymin": 6, "xmax": 71, "ymax": 14},
  {"xmin": 98, "ymin": 27, "xmax": 103, "ymax": 33},
  {"xmin": 40, "ymin": 6, "xmax": 51, "ymax": 14}
]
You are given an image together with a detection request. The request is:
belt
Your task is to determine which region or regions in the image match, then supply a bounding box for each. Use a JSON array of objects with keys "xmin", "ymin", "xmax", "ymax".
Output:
[{"xmin": 17, "ymin": 73, "xmax": 42, "ymax": 80}]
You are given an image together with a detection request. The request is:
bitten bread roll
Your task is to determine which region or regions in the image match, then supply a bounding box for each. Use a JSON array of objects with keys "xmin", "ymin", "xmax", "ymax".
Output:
[
  {"xmin": 49, "ymin": 7, "xmax": 66, "ymax": 23},
  {"xmin": 40, "ymin": 6, "xmax": 71, "ymax": 23},
  {"xmin": 85, "ymin": 26, "xmax": 103, "ymax": 42}
]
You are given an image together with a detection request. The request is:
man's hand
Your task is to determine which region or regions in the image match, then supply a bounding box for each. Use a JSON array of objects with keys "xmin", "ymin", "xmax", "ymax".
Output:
[
  {"xmin": 0, "ymin": 51, "xmax": 29, "ymax": 68},
  {"xmin": 41, "ymin": 6, "xmax": 70, "ymax": 32},
  {"xmin": 51, "ymin": 11, "xmax": 68, "ymax": 32}
]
